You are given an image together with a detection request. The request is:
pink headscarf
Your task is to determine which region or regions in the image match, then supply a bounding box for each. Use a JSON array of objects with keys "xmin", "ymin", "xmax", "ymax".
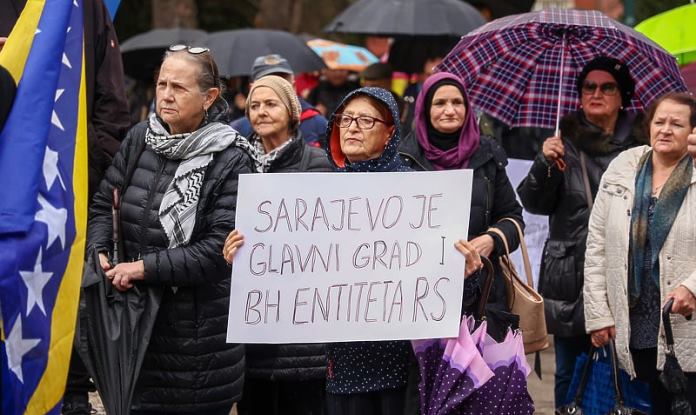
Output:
[{"xmin": 414, "ymin": 72, "xmax": 480, "ymax": 170}]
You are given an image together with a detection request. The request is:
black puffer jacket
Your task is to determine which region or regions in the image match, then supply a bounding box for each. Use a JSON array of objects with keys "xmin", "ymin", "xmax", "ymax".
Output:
[
  {"xmin": 245, "ymin": 133, "xmax": 332, "ymax": 381},
  {"xmin": 399, "ymin": 133, "xmax": 524, "ymax": 310},
  {"xmin": 87, "ymin": 120, "xmax": 255, "ymax": 411},
  {"xmin": 517, "ymin": 110, "xmax": 647, "ymax": 337}
]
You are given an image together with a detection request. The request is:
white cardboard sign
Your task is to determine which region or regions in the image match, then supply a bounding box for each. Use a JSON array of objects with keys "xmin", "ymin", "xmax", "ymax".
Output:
[
  {"xmin": 505, "ymin": 158, "xmax": 550, "ymax": 290},
  {"xmin": 226, "ymin": 170, "xmax": 473, "ymax": 344}
]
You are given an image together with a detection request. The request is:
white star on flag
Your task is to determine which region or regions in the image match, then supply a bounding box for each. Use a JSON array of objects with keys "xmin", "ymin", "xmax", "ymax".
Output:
[
  {"xmin": 51, "ymin": 88, "xmax": 65, "ymax": 131},
  {"xmin": 35, "ymin": 193, "xmax": 67, "ymax": 249},
  {"xmin": 43, "ymin": 146, "xmax": 66, "ymax": 190},
  {"xmin": 5, "ymin": 317, "xmax": 41, "ymax": 383},
  {"xmin": 19, "ymin": 249, "xmax": 53, "ymax": 315},
  {"xmin": 62, "ymin": 52, "xmax": 72, "ymax": 69}
]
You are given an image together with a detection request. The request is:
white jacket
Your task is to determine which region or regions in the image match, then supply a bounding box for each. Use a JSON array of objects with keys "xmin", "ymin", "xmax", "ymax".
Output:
[{"xmin": 584, "ymin": 146, "xmax": 696, "ymax": 377}]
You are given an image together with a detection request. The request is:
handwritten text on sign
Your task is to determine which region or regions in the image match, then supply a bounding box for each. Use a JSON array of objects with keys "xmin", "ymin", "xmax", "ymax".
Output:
[{"xmin": 226, "ymin": 170, "xmax": 473, "ymax": 343}]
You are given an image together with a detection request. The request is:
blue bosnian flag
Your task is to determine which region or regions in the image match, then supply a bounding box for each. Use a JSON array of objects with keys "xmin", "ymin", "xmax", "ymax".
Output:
[{"xmin": 0, "ymin": 0, "xmax": 88, "ymax": 413}]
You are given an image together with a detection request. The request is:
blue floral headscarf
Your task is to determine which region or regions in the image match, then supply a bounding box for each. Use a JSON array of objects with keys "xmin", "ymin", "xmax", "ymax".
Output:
[{"xmin": 325, "ymin": 87, "xmax": 410, "ymax": 172}]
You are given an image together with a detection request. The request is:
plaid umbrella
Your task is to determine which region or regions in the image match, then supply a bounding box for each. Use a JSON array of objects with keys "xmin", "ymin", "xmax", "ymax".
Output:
[{"xmin": 437, "ymin": 9, "xmax": 687, "ymax": 131}]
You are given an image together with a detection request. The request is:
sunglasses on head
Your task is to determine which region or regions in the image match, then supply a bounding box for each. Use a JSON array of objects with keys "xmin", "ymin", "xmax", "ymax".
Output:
[
  {"xmin": 168, "ymin": 44, "xmax": 218, "ymax": 84},
  {"xmin": 582, "ymin": 81, "xmax": 619, "ymax": 96},
  {"xmin": 168, "ymin": 44, "xmax": 210, "ymax": 54}
]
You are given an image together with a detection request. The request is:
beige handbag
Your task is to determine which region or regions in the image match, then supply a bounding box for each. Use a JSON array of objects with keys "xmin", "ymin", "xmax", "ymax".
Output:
[{"xmin": 488, "ymin": 218, "xmax": 549, "ymax": 354}]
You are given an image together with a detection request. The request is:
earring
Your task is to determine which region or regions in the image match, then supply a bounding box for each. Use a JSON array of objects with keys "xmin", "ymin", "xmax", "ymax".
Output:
[{"xmin": 204, "ymin": 107, "xmax": 209, "ymax": 121}]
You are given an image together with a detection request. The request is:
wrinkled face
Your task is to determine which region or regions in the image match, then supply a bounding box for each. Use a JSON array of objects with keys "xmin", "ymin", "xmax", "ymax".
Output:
[
  {"xmin": 338, "ymin": 96, "xmax": 394, "ymax": 162},
  {"xmin": 649, "ymin": 99, "xmax": 692, "ymax": 160},
  {"xmin": 580, "ymin": 70, "xmax": 622, "ymax": 121},
  {"xmin": 248, "ymin": 86, "xmax": 291, "ymax": 139},
  {"xmin": 429, "ymin": 85, "xmax": 467, "ymax": 134},
  {"xmin": 156, "ymin": 56, "xmax": 211, "ymax": 135}
]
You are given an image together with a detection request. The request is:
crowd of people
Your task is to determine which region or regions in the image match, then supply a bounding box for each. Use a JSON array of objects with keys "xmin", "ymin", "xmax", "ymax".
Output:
[{"xmin": 3, "ymin": 2, "xmax": 696, "ymax": 414}]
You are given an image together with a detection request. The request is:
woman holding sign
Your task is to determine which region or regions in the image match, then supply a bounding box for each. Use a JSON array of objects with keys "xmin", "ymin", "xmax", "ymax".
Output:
[
  {"xmin": 397, "ymin": 73, "xmax": 525, "ymax": 414},
  {"xmin": 225, "ymin": 75, "xmax": 332, "ymax": 415},
  {"xmin": 324, "ymin": 87, "xmax": 484, "ymax": 414},
  {"xmin": 398, "ymin": 72, "xmax": 524, "ymax": 328}
]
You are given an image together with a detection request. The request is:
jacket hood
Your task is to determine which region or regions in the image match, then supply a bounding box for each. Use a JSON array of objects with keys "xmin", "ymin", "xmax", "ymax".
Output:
[{"xmin": 324, "ymin": 87, "xmax": 407, "ymax": 172}]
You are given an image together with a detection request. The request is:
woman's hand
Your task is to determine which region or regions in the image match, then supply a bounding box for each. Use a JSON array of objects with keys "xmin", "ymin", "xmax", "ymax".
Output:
[
  {"xmin": 455, "ymin": 239, "xmax": 483, "ymax": 278},
  {"xmin": 666, "ymin": 286, "xmax": 696, "ymax": 317},
  {"xmin": 223, "ymin": 230, "xmax": 245, "ymax": 265},
  {"xmin": 98, "ymin": 253, "xmax": 112, "ymax": 271},
  {"xmin": 590, "ymin": 326, "xmax": 616, "ymax": 348},
  {"xmin": 469, "ymin": 234, "xmax": 495, "ymax": 257},
  {"xmin": 542, "ymin": 136, "xmax": 565, "ymax": 163},
  {"xmin": 105, "ymin": 260, "xmax": 145, "ymax": 292}
]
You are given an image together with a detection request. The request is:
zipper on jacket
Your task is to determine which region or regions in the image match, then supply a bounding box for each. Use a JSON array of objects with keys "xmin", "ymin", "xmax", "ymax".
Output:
[
  {"xmin": 138, "ymin": 158, "xmax": 167, "ymax": 259},
  {"xmin": 483, "ymin": 175, "xmax": 493, "ymax": 226}
]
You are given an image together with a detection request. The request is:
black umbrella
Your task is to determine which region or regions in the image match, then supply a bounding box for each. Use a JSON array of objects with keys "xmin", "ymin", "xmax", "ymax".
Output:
[
  {"xmin": 387, "ymin": 36, "xmax": 460, "ymax": 74},
  {"xmin": 120, "ymin": 28, "xmax": 207, "ymax": 81},
  {"xmin": 659, "ymin": 299, "xmax": 692, "ymax": 415},
  {"xmin": 76, "ymin": 189, "xmax": 162, "ymax": 414},
  {"xmin": 205, "ymin": 29, "xmax": 326, "ymax": 78},
  {"xmin": 467, "ymin": 0, "xmax": 535, "ymax": 20},
  {"xmin": 323, "ymin": 0, "xmax": 485, "ymax": 37}
]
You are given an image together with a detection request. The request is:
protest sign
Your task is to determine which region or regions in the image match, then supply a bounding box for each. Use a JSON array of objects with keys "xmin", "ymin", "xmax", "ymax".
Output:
[
  {"xmin": 505, "ymin": 158, "xmax": 550, "ymax": 289},
  {"xmin": 227, "ymin": 170, "xmax": 473, "ymax": 343}
]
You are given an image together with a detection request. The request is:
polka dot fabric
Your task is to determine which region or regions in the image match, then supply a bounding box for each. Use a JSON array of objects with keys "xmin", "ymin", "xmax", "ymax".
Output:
[
  {"xmin": 326, "ymin": 341, "xmax": 412, "ymax": 394},
  {"xmin": 412, "ymin": 317, "xmax": 534, "ymax": 414}
]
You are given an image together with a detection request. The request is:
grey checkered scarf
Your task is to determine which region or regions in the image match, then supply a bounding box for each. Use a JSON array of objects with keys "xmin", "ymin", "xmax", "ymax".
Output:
[
  {"xmin": 249, "ymin": 133, "xmax": 295, "ymax": 173},
  {"xmin": 145, "ymin": 114, "xmax": 256, "ymax": 248}
]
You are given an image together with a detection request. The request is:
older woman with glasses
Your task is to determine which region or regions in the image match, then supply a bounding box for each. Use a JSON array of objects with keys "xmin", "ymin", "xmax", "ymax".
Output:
[
  {"xmin": 317, "ymin": 87, "xmax": 484, "ymax": 415},
  {"xmin": 517, "ymin": 56, "xmax": 649, "ymax": 409},
  {"xmin": 86, "ymin": 45, "xmax": 255, "ymax": 413}
]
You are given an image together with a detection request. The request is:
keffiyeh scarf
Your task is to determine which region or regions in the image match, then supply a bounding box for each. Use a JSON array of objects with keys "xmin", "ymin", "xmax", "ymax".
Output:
[
  {"xmin": 250, "ymin": 133, "xmax": 295, "ymax": 173},
  {"xmin": 146, "ymin": 114, "xmax": 256, "ymax": 248}
]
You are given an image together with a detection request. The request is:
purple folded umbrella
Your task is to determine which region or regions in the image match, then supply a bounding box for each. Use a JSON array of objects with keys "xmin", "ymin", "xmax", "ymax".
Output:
[
  {"xmin": 412, "ymin": 316, "xmax": 494, "ymax": 415},
  {"xmin": 460, "ymin": 320, "xmax": 534, "ymax": 414}
]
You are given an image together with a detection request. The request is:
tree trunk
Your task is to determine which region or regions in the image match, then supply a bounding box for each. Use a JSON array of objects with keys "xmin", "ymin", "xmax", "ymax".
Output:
[
  {"xmin": 151, "ymin": 0, "xmax": 198, "ymax": 28},
  {"xmin": 255, "ymin": 0, "xmax": 293, "ymax": 30}
]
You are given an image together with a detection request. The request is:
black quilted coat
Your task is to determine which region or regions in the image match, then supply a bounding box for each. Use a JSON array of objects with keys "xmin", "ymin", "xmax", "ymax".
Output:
[{"xmin": 87, "ymin": 119, "xmax": 255, "ymax": 411}]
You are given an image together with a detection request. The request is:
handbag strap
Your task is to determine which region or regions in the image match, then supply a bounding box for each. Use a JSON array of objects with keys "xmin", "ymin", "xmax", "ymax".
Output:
[
  {"xmin": 570, "ymin": 344, "xmax": 595, "ymax": 406},
  {"xmin": 608, "ymin": 340, "xmax": 625, "ymax": 406},
  {"xmin": 579, "ymin": 152, "xmax": 594, "ymax": 210},
  {"xmin": 476, "ymin": 256, "xmax": 495, "ymax": 320},
  {"xmin": 500, "ymin": 217, "xmax": 533, "ymax": 286},
  {"xmin": 488, "ymin": 218, "xmax": 534, "ymax": 286}
]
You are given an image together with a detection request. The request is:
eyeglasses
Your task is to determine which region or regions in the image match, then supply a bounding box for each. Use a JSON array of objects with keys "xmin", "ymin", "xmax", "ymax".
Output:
[
  {"xmin": 335, "ymin": 114, "xmax": 387, "ymax": 130},
  {"xmin": 168, "ymin": 44, "xmax": 210, "ymax": 54},
  {"xmin": 581, "ymin": 81, "xmax": 619, "ymax": 96}
]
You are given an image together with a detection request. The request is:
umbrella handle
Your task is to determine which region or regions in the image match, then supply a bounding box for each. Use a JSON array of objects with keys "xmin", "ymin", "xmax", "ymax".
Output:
[
  {"xmin": 554, "ymin": 32, "xmax": 567, "ymax": 138},
  {"xmin": 663, "ymin": 299, "xmax": 676, "ymax": 347}
]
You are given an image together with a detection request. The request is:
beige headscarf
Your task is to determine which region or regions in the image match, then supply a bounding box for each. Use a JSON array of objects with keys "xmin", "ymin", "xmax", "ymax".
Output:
[{"xmin": 246, "ymin": 75, "xmax": 301, "ymax": 129}]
